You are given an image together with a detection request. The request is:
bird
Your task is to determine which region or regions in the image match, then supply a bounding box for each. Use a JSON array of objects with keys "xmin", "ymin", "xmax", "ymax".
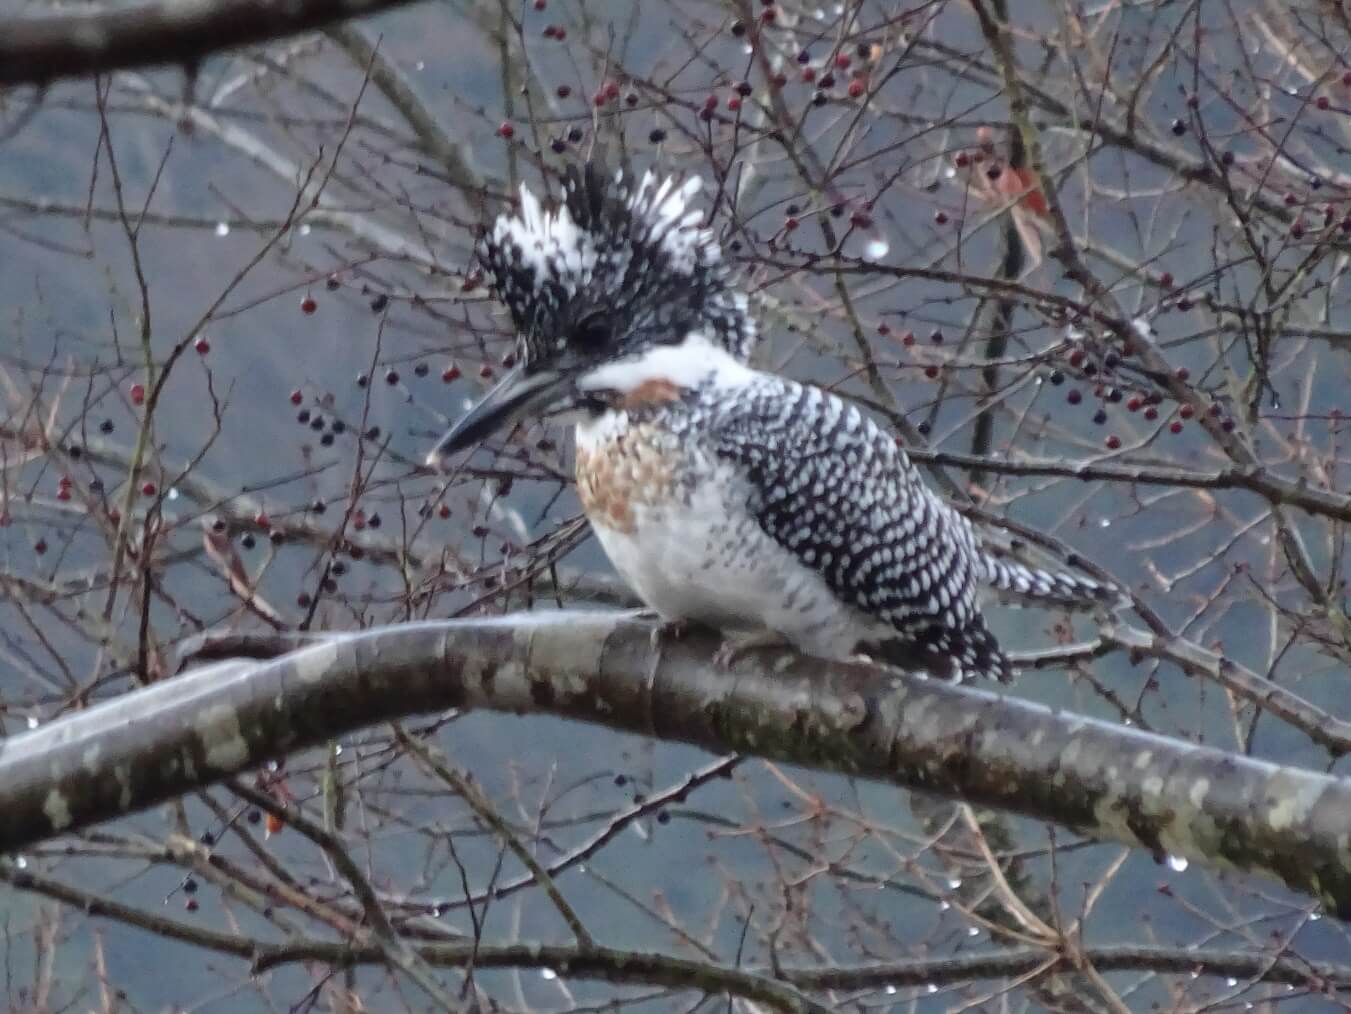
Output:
[{"xmin": 427, "ymin": 163, "xmax": 1122, "ymax": 683}]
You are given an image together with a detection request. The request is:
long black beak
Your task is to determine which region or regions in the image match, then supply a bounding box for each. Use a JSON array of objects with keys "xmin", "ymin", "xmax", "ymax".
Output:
[{"xmin": 425, "ymin": 364, "xmax": 569, "ymax": 469}]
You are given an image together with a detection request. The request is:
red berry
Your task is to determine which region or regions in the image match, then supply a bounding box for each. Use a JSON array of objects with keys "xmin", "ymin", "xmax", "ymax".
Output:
[
  {"xmin": 193, "ymin": 336, "xmax": 210, "ymax": 355},
  {"xmin": 556, "ymin": 84, "xmax": 571, "ymax": 98},
  {"xmin": 593, "ymin": 90, "xmax": 608, "ymax": 106},
  {"xmin": 924, "ymin": 365, "xmax": 939, "ymax": 379},
  {"xmin": 300, "ymin": 296, "xmax": 317, "ymax": 315},
  {"xmin": 877, "ymin": 323, "xmax": 890, "ymax": 336},
  {"xmin": 784, "ymin": 216, "xmax": 799, "ymax": 231},
  {"xmin": 1127, "ymin": 397, "xmax": 1142, "ymax": 412},
  {"xmin": 56, "ymin": 487, "xmax": 71, "ymax": 502},
  {"xmin": 1105, "ymin": 435, "xmax": 1121, "ymax": 450},
  {"xmin": 34, "ymin": 538, "xmax": 47, "ymax": 555},
  {"xmin": 1343, "ymin": 70, "xmax": 1351, "ymax": 87},
  {"xmin": 553, "ymin": 25, "xmax": 565, "ymax": 39},
  {"xmin": 533, "ymin": 0, "xmax": 546, "ymax": 9},
  {"xmin": 438, "ymin": 504, "xmax": 451, "ymax": 519},
  {"xmin": 604, "ymin": 81, "xmax": 620, "ymax": 100},
  {"xmin": 902, "ymin": 331, "xmax": 916, "ymax": 347},
  {"xmin": 760, "ymin": 6, "xmax": 775, "ymax": 21},
  {"xmin": 1170, "ymin": 420, "xmax": 1184, "ymax": 434},
  {"xmin": 835, "ymin": 53, "xmax": 851, "ymax": 69},
  {"xmin": 955, "ymin": 152, "xmax": 970, "ymax": 168},
  {"xmin": 728, "ymin": 97, "xmax": 741, "ymax": 112},
  {"xmin": 1159, "ymin": 272, "xmax": 1173, "ymax": 288},
  {"xmin": 1144, "ymin": 406, "xmax": 1159, "ymax": 420},
  {"xmin": 1175, "ymin": 367, "xmax": 1190, "ymax": 381},
  {"xmin": 141, "ymin": 481, "xmax": 157, "ymax": 497},
  {"xmin": 1179, "ymin": 404, "xmax": 1195, "ymax": 419},
  {"xmin": 1317, "ymin": 95, "xmax": 1331, "ymax": 110},
  {"xmin": 479, "ymin": 364, "xmax": 494, "ymax": 379},
  {"xmin": 442, "ymin": 364, "xmax": 461, "ymax": 382},
  {"xmin": 934, "ymin": 211, "xmax": 948, "ymax": 225},
  {"xmin": 1067, "ymin": 389, "xmax": 1082, "ymax": 405},
  {"xmin": 289, "ymin": 389, "xmax": 303, "ymax": 405},
  {"xmin": 704, "ymin": 94, "xmax": 718, "ymax": 111},
  {"xmin": 497, "ymin": 121, "xmax": 514, "ymax": 139},
  {"xmin": 848, "ymin": 79, "xmax": 865, "ymax": 99},
  {"xmin": 801, "ymin": 67, "xmax": 817, "ymax": 83},
  {"xmin": 130, "ymin": 383, "xmax": 146, "ymax": 406}
]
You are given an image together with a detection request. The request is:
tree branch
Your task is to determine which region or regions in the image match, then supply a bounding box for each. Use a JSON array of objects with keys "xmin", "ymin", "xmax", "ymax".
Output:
[
  {"xmin": 0, "ymin": 0, "xmax": 426, "ymax": 88},
  {"xmin": 2, "ymin": 613, "xmax": 1350, "ymax": 917}
]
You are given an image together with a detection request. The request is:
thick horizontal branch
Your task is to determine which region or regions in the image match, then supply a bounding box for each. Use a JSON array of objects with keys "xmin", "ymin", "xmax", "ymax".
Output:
[
  {"xmin": 2, "ymin": 613, "xmax": 1351, "ymax": 917},
  {"xmin": 0, "ymin": 0, "xmax": 424, "ymax": 88}
]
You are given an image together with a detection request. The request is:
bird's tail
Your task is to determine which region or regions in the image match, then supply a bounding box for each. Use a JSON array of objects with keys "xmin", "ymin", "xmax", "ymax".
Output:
[
  {"xmin": 867, "ymin": 614, "xmax": 1014, "ymax": 684},
  {"xmin": 980, "ymin": 556, "xmax": 1126, "ymax": 611}
]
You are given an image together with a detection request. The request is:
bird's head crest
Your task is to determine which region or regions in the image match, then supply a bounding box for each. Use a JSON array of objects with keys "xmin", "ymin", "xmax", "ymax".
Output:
[{"xmin": 477, "ymin": 163, "xmax": 755, "ymax": 366}]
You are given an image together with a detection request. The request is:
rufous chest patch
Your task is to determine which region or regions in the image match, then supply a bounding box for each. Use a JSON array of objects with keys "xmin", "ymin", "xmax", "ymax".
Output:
[{"xmin": 575, "ymin": 423, "xmax": 677, "ymax": 536}]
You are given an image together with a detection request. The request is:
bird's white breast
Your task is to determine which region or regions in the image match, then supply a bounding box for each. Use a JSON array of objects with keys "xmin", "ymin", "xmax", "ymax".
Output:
[{"xmin": 575, "ymin": 411, "xmax": 882, "ymax": 658}]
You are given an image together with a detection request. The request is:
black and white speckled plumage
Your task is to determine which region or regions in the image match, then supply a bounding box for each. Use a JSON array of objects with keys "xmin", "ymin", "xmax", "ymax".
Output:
[{"xmin": 465, "ymin": 163, "xmax": 1122, "ymax": 683}]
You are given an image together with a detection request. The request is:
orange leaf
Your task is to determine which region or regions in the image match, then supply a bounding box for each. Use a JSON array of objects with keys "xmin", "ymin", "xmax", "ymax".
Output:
[{"xmin": 1005, "ymin": 167, "xmax": 1049, "ymax": 217}]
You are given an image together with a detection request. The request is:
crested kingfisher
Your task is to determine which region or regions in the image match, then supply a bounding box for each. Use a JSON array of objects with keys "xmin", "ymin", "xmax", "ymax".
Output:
[{"xmin": 427, "ymin": 164, "xmax": 1120, "ymax": 682}]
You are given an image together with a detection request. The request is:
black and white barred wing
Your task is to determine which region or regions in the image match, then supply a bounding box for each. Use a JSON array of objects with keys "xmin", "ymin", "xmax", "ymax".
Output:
[{"xmin": 705, "ymin": 378, "xmax": 1013, "ymax": 683}]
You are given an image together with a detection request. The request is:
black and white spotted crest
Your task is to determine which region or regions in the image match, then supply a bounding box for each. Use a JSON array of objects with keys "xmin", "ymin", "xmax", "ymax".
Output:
[{"xmin": 477, "ymin": 163, "xmax": 756, "ymax": 367}]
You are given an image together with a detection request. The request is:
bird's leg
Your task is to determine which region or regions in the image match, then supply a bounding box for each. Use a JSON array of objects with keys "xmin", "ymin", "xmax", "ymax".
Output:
[
  {"xmin": 712, "ymin": 629, "xmax": 794, "ymax": 669},
  {"xmin": 649, "ymin": 617, "xmax": 692, "ymax": 652}
]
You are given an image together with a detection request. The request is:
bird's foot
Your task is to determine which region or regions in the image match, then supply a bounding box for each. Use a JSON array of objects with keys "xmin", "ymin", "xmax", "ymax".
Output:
[
  {"xmin": 712, "ymin": 630, "xmax": 793, "ymax": 670},
  {"xmin": 649, "ymin": 618, "xmax": 692, "ymax": 652}
]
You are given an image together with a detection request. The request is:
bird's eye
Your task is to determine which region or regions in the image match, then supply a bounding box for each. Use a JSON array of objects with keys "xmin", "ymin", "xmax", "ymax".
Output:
[{"xmin": 570, "ymin": 317, "xmax": 611, "ymax": 353}]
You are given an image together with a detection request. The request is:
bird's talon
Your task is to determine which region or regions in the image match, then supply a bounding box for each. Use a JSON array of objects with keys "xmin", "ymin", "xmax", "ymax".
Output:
[
  {"xmin": 649, "ymin": 619, "xmax": 691, "ymax": 651},
  {"xmin": 713, "ymin": 631, "xmax": 790, "ymax": 670}
]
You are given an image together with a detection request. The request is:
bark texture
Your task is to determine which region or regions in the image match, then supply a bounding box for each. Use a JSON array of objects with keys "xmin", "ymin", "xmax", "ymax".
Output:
[
  {"xmin": 0, "ymin": 0, "xmax": 423, "ymax": 86},
  {"xmin": 2, "ymin": 612, "xmax": 1349, "ymax": 916}
]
